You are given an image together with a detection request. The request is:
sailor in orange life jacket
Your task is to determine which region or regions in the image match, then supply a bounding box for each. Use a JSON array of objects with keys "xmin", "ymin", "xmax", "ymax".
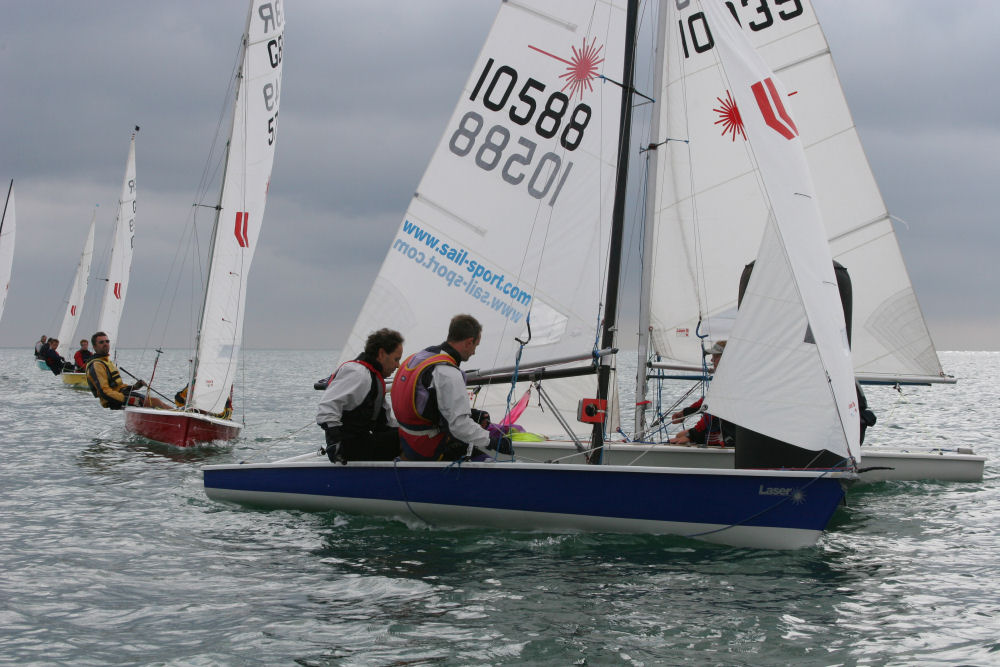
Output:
[
  {"xmin": 392, "ymin": 314, "xmax": 510, "ymax": 461},
  {"xmin": 669, "ymin": 340, "xmax": 728, "ymax": 446},
  {"xmin": 316, "ymin": 328, "xmax": 405, "ymax": 464}
]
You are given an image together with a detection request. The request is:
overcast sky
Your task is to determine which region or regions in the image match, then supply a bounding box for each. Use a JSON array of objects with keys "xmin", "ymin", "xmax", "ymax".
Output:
[{"xmin": 1, "ymin": 1, "xmax": 997, "ymax": 355}]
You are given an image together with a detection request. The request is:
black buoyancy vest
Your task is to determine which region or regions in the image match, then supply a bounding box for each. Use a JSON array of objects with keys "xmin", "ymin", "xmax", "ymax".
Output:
[{"xmin": 339, "ymin": 355, "xmax": 389, "ymax": 438}]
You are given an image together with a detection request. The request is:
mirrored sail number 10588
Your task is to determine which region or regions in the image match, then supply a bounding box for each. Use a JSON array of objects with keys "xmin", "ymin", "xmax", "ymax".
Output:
[{"xmin": 448, "ymin": 57, "xmax": 593, "ymax": 207}]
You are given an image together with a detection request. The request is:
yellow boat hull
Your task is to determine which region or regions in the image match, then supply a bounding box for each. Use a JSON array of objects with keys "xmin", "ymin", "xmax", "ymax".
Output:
[{"xmin": 62, "ymin": 372, "xmax": 89, "ymax": 388}]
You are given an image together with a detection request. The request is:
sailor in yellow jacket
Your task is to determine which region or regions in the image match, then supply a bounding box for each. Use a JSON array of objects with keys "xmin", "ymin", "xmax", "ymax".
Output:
[{"xmin": 85, "ymin": 332, "xmax": 171, "ymax": 410}]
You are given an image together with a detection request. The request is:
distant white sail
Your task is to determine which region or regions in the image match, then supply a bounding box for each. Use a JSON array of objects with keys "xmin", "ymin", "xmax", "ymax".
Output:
[
  {"xmin": 0, "ymin": 181, "xmax": 14, "ymax": 323},
  {"xmin": 341, "ymin": 0, "xmax": 627, "ymax": 433},
  {"xmin": 56, "ymin": 213, "xmax": 96, "ymax": 359},
  {"xmin": 97, "ymin": 132, "xmax": 137, "ymax": 360},
  {"xmin": 644, "ymin": 0, "xmax": 943, "ymax": 384},
  {"xmin": 190, "ymin": 0, "xmax": 284, "ymax": 414}
]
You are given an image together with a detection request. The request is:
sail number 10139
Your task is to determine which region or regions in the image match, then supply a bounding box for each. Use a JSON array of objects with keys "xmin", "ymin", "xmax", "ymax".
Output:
[{"xmin": 447, "ymin": 57, "xmax": 594, "ymax": 207}]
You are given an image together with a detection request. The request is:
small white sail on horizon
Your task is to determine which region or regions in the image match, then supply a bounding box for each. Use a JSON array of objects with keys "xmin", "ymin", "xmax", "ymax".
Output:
[
  {"xmin": 56, "ymin": 213, "xmax": 96, "ymax": 360},
  {"xmin": 0, "ymin": 181, "xmax": 14, "ymax": 323}
]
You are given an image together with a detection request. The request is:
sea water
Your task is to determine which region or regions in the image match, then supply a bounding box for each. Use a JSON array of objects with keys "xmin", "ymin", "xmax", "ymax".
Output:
[{"xmin": 1, "ymin": 348, "xmax": 997, "ymax": 665}]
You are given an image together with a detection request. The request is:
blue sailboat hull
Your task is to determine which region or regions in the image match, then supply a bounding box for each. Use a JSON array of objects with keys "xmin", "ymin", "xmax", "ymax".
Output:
[{"xmin": 203, "ymin": 459, "xmax": 852, "ymax": 549}]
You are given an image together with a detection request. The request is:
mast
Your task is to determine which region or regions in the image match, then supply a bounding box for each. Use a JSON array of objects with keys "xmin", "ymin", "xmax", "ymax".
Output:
[
  {"xmin": 0, "ymin": 180, "xmax": 11, "ymax": 236},
  {"xmin": 186, "ymin": 4, "xmax": 253, "ymax": 409},
  {"xmin": 0, "ymin": 179, "xmax": 12, "ymax": 322},
  {"xmin": 634, "ymin": 0, "xmax": 669, "ymax": 436},
  {"xmin": 591, "ymin": 0, "xmax": 640, "ymax": 462}
]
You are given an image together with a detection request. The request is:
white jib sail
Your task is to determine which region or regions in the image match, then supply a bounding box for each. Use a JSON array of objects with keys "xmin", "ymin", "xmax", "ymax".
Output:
[
  {"xmin": 191, "ymin": 0, "xmax": 284, "ymax": 415},
  {"xmin": 645, "ymin": 0, "xmax": 943, "ymax": 383},
  {"xmin": 56, "ymin": 213, "xmax": 96, "ymax": 360},
  {"xmin": 698, "ymin": 0, "xmax": 859, "ymax": 463},
  {"xmin": 97, "ymin": 132, "xmax": 137, "ymax": 360},
  {"xmin": 0, "ymin": 181, "xmax": 14, "ymax": 323},
  {"xmin": 341, "ymin": 0, "xmax": 627, "ymax": 435}
]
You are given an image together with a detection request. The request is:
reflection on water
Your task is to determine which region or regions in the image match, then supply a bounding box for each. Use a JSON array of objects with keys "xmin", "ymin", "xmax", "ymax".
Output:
[{"xmin": 0, "ymin": 348, "xmax": 997, "ymax": 665}]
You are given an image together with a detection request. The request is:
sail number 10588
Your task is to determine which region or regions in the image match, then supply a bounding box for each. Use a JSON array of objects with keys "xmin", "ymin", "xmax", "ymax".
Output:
[
  {"xmin": 449, "ymin": 111, "xmax": 573, "ymax": 207},
  {"xmin": 446, "ymin": 58, "xmax": 593, "ymax": 207},
  {"xmin": 469, "ymin": 58, "xmax": 591, "ymax": 151}
]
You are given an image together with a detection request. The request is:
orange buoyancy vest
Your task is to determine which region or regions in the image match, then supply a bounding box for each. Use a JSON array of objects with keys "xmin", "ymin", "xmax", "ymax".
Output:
[{"xmin": 391, "ymin": 347, "xmax": 461, "ymax": 459}]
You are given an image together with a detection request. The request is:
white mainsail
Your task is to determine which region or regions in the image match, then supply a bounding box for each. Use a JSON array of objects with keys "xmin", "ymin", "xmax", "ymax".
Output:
[
  {"xmin": 643, "ymin": 0, "xmax": 943, "ymax": 385},
  {"xmin": 189, "ymin": 0, "xmax": 284, "ymax": 415},
  {"xmin": 698, "ymin": 0, "xmax": 858, "ymax": 462},
  {"xmin": 97, "ymin": 131, "xmax": 137, "ymax": 360},
  {"xmin": 341, "ymin": 0, "xmax": 627, "ymax": 434},
  {"xmin": 56, "ymin": 213, "xmax": 96, "ymax": 359},
  {"xmin": 0, "ymin": 181, "xmax": 14, "ymax": 323}
]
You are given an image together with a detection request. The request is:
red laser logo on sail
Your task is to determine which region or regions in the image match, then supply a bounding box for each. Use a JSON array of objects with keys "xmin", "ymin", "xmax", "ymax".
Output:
[
  {"xmin": 751, "ymin": 77, "xmax": 798, "ymax": 140},
  {"xmin": 113, "ymin": 282, "xmax": 122, "ymax": 300},
  {"xmin": 714, "ymin": 90, "xmax": 746, "ymax": 141},
  {"xmin": 234, "ymin": 211, "xmax": 250, "ymax": 247},
  {"xmin": 70, "ymin": 305, "xmax": 77, "ymax": 316},
  {"xmin": 529, "ymin": 37, "xmax": 604, "ymax": 100}
]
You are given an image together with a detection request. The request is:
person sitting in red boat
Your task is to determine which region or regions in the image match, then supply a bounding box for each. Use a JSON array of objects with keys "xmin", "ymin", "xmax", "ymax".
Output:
[
  {"xmin": 173, "ymin": 383, "xmax": 234, "ymax": 420},
  {"xmin": 85, "ymin": 331, "xmax": 171, "ymax": 410}
]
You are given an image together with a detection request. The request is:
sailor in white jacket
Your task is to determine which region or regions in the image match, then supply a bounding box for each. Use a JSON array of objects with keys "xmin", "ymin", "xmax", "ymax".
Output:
[{"xmin": 316, "ymin": 328, "xmax": 404, "ymax": 463}]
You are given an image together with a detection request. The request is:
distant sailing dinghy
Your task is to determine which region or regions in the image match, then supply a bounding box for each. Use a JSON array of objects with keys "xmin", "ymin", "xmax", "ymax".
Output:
[
  {"xmin": 205, "ymin": 0, "xmax": 858, "ymax": 550},
  {"xmin": 64, "ymin": 130, "xmax": 138, "ymax": 388},
  {"xmin": 0, "ymin": 181, "xmax": 14, "ymax": 326},
  {"xmin": 43, "ymin": 213, "xmax": 96, "ymax": 373},
  {"xmin": 125, "ymin": 0, "xmax": 283, "ymax": 447}
]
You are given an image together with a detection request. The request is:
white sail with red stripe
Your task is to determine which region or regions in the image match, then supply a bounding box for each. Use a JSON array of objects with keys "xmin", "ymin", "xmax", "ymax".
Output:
[
  {"xmin": 56, "ymin": 212, "xmax": 96, "ymax": 360},
  {"xmin": 96, "ymin": 130, "xmax": 138, "ymax": 361},
  {"xmin": 189, "ymin": 0, "xmax": 284, "ymax": 415}
]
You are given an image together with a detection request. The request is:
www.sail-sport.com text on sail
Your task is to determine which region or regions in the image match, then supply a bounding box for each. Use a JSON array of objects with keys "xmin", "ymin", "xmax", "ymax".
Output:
[{"xmin": 392, "ymin": 220, "xmax": 531, "ymax": 323}]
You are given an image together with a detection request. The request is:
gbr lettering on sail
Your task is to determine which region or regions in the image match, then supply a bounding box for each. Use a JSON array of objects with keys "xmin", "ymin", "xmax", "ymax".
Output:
[{"xmin": 258, "ymin": 1, "xmax": 283, "ymax": 146}]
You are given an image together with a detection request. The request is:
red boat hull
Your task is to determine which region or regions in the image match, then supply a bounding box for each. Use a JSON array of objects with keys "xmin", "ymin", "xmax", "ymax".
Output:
[{"xmin": 124, "ymin": 407, "xmax": 241, "ymax": 448}]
